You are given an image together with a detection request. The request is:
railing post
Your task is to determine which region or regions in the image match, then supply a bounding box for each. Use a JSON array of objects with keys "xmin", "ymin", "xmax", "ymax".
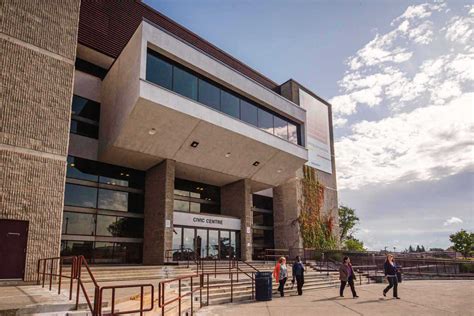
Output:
[
  {"xmin": 230, "ymin": 273, "xmax": 233, "ymax": 303},
  {"xmin": 42, "ymin": 260, "xmax": 46, "ymax": 288},
  {"xmin": 191, "ymin": 277, "xmax": 194, "ymax": 316},
  {"xmin": 49, "ymin": 259, "xmax": 54, "ymax": 290},
  {"xmin": 251, "ymin": 272, "xmax": 254, "ymax": 300},
  {"xmin": 207, "ymin": 274, "xmax": 209, "ymax": 305},
  {"xmin": 111, "ymin": 288, "xmax": 116, "ymax": 315},
  {"xmin": 200, "ymin": 274, "xmax": 203, "ymax": 308},
  {"xmin": 37, "ymin": 260, "xmax": 41, "ymax": 285},
  {"xmin": 58, "ymin": 259, "xmax": 62, "ymax": 295},
  {"xmin": 178, "ymin": 279, "xmax": 182, "ymax": 316},
  {"xmin": 215, "ymin": 260, "xmax": 217, "ymax": 278},
  {"xmin": 140, "ymin": 286, "xmax": 144, "ymax": 316}
]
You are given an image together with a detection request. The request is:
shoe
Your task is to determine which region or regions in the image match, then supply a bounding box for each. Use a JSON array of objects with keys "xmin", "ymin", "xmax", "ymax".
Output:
[
  {"xmin": 395, "ymin": 297, "xmax": 401, "ymax": 299},
  {"xmin": 383, "ymin": 291, "xmax": 386, "ymax": 297},
  {"xmin": 340, "ymin": 295, "xmax": 344, "ymax": 297},
  {"xmin": 353, "ymin": 295, "xmax": 359, "ymax": 298}
]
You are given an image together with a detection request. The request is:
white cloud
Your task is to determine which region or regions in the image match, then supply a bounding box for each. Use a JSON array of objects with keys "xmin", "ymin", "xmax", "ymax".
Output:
[
  {"xmin": 443, "ymin": 217, "xmax": 463, "ymax": 226},
  {"xmin": 333, "ymin": 117, "xmax": 348, "ymax": 128},
  {"xmin": 445, "ymin": 15, "xmax": 474, "ymax": 45},
  {"xmin": 335, "ymin": 93, "xmax": 474, "ymax": 190}
]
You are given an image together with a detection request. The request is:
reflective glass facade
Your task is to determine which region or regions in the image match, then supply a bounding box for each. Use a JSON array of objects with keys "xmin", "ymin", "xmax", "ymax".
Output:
[
  {"xmin": 70, "ymin": 95, "xmax": 100, "ymax": 139},
  {"xmin": 146, "ymin": 49, "xmax": 302, "ymax": 145},
  {"xmin": 173, "ymin": 178, "xmax": 220, "ymax": 215},
  {"xmin": 252, "ymin": 194, "xmax": 274, "ymax": 260},
  {"xmin": 61, "ymin": 156, "xmax": 145, "ymax": 263}
]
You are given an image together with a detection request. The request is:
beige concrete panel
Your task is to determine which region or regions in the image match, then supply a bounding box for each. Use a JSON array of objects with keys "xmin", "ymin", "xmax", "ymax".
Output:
[
  {"xmin": 76, "ymin": 44, "xmax": 114, "ymax": 69},
  {"xmin": 68, "ymin": 134, "xmax": 99, "ymax": 161},
  {"xmin": 251, "ymin": 150, "xmax": 307, "ymax": 186},
  {"xmin": 73, "ymin": 70, "xmax": 102, "ymax": 102},
  {"xmin": 175, "ymin": 161, "xmax": 240, "ymax": 186},
  {"xmin": 100, "ymin": 146, "xmax": 163, "ymax": 171}
]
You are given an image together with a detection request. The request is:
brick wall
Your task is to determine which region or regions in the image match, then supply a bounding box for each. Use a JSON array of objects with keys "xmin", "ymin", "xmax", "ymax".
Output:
[{"xmin": 0, "ymin": 0, "xmax": 80, "ymax": 280}]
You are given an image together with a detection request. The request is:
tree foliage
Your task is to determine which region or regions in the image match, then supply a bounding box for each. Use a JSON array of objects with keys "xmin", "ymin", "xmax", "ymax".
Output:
[
  {"xmin": 338, "ymin": 205, "xmax": 359, "ymax": 241},
  {"xmin": 449, "ymin": 229, "xmax": 474, "ymax": 257},
  {"xmin": 344, "ymin": 237, "xmax": 366, "ymax": 252}
]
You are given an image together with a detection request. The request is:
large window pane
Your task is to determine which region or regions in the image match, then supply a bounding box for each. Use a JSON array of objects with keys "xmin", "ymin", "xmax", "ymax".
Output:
[
  {"xmin": 219, "ymin": 230, "xmax": 231, "ymax": 259},
  {"xmin": 64, "ymin": 184, "xmax": 97, "ymax": 208},
  {"xmin": 115, "ymin": 243, "xmax": 142, "ymax": 264},
  {"xmin": 288, "ymin": 123, "xmax": 298, "ymax": 144},
  {"xmin": 70, "ymin": 120, "xmax": 99, "ymax": 139},
  {"xmin": 96, "ymin": 215, "xmax": 116, "ymax": 236},
  {"xmin": 182, "ymin": 228, "xmax": 195, "ymax": 252},
  {"xmin": 61, "ymin": 241, "xmax": 93, "ymax": 261},
  {"xmin": 220, "ymin": 90, "xmax": 240, "ymax": 118},
  {"xmin": 253, "ymin": 212, "xmax": 274, "ymax": 226},
  {"xmin": 174, "ymin": 199, "xmax": 189, "ymax": 212},
  {"xmin": 67, "ymin": 156, "xmax": 99, "ymax": 182},
  {"xmin": 71, "ymin": 95, "xmax": 100, "ymax": 121},
  {"xmin": 274, "ymin": 116, "xmax": 288, "ymax": 140},
  {"xmin": 98, "ymin": 189, "xmax": 143, "ymax": 213},
  {"xmin": 94, "ymin": 242, "xmax": 116, "ymax": 263},
  {"xmin": 240, "ymin": 100, "xmax": 258, "ymax": 126},
  {"xmin": 173, "ymin": 67, "xmax": 198, "ymax": 100},
  {"xmin": 112, "ymin": 217, "xmax": 144, "ymax": 238},
  {"xmin": 146, "ymin": 51, "xmax": 172, "ymax": 90},
  {"xmin": 172, "ymin": 227, "xmax": 182, "ymax": 252},
  {"xmin": 62, "ymin": 212, "xmax": 95, "ymax": 235},
  {"xmin": 190, "ymin": 202, "xmax": 200, "ymax": 213},
  {"xmin": 258, "ymin": 109, "xmax": 274, "ymax": 134},
  {"xmin": 198, "ymin": 79, "xmax": 220, "ymax": 110},
  {"xmin": 208, "ymin": 230, "xmax": 219, "ymax": 259},
  {"xmin": 195, "ymin": 229, "xmax": 207, "ymax": 259}
]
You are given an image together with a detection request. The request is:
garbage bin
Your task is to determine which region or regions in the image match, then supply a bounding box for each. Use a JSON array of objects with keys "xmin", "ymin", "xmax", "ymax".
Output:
[{"xmin": 255, "ymin": 272, "xmax": 272, "ymax": 301}]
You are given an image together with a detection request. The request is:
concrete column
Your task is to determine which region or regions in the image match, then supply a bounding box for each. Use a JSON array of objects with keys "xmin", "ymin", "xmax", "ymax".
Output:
[
  {"xmin": 221, "ymin": 179, "xmax": 252, "ymax": 261},
  {"xmin": 273, "ymin": 175, "xmax": 304, "ymax": 251},
  {"xmin": 143, "ymin": 159, "xmax": 175, "ymax": 264}
]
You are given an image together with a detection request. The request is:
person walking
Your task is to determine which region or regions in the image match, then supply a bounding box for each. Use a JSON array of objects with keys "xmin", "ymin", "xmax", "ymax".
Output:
[
  {"xmin": 292, "ymin": 255, "xmax": 305, "ymax": 295},
  {"xmin": 273, "ymin": 256, "xmax": 288, "ymax": 297},
  {"xmin": 383, "ymin": 254, "xmax": 401, "ymax": 299},
  {"xmin": 339, "ymin": 256, "xmax": 358, "ymax": 298}
]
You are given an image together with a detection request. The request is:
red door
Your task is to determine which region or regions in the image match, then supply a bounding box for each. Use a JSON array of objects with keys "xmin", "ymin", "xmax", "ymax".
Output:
[{"xmin": 0, "ymin": 220, "xmax": 29, "ymax": 279}]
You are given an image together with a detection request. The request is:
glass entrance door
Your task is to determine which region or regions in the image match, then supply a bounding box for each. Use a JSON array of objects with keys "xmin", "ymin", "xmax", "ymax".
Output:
[
  {"xmin": 208, "ymin": 230, "xmax": 219, "ymax": 259},
  {"xmin": 195, "ymin": 229, "xmax": 208, "ymax": 259},
  {"xmin": 219, "ymin": 230, "xmax": 231, "ymax": 259}
]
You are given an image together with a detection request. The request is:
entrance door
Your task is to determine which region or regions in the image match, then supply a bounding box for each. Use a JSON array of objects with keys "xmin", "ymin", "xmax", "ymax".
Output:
[{"xmin": 0, "ymin": 220, "xmax": 29, "ymax": 279}]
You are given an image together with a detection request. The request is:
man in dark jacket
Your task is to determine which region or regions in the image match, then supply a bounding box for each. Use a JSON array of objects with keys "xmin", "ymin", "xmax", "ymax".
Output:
[
  {"xmin": 292, "ymin": 256, "xmax": 305, "ymax": 295},
  {"xmin": 339, "ymin": 256, "xmax": 358, "ymax": 298}
]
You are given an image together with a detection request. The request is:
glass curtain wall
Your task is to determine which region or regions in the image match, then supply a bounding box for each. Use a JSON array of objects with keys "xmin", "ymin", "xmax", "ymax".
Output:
[
  {"xmin": 252, "ymin": 194, "xmax": 275, "ymax": 260},
  {"xmin": 146, "ymin": 49, "xmax": 301, "ymax": 145},
  {"xmin": 61, "ymin": 156, "xmax": 145, "ymax": 263}
]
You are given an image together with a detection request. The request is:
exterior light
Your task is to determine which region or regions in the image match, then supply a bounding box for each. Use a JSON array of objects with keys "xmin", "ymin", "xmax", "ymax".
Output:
[
  {"xmin": 125, "ymin": 174, "xmax": 130, "ymax": 177},
  {"xmin": 70, "ymin": 163, "xmax": 75, "ymax": 167},
  {"xmin": 190, "ymin": 141, "xmax": 199, "ymax": 148},
  {"xmin": 253, "ymin": 161, "xmax": 260, "ymax": 166},
  {"xmin": 148, "ymin": 128, "xmax": 157, "ymax": 135}
]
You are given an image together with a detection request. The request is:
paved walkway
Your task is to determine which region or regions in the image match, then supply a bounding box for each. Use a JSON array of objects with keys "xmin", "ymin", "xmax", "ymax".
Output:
[{"xmin": 196, "ymin": 280, "xmax": 474, "ymax": 316}]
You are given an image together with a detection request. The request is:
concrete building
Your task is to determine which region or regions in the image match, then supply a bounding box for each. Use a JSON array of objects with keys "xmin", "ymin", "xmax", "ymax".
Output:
[{"xmin": 0, "ymin": 0, "xmax": 338, "ymax": 281}]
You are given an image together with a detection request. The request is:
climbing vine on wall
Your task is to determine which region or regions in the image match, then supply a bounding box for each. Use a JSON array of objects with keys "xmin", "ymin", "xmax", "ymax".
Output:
[{"xmin": 298, "ymin": 165, "xmax": 337, "ymax": 250}]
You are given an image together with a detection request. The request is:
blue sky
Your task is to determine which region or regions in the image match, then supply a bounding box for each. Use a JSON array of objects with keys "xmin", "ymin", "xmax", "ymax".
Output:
[{"xmin": 145, "ymin": 0, "xmax": 474, "ymax": 250}]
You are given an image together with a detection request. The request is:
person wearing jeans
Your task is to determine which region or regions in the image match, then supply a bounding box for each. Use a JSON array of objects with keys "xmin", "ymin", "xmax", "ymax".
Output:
[
  {"xmin": 292, "ymin": 255, "xmax": 305, "ymax": 295},
  {"xmin": 383, "ymin": 254, "xmax": 400, "ymax": 299},
  {"xmin": 339, "ymin": 256, "xmax": 358, "ymax": 298},
  {"xmin": 273, "ymin": 257, "xmax": 288, "ymax": 297}
]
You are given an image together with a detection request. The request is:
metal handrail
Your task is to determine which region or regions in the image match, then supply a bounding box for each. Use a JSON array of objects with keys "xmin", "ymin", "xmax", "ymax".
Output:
[
  {"xmin": 37, "ymin": 256, "xmax": 77, "ymax": 300},
  {"xmin": 100, "ymin": 284, "xmax": 154, "ymax": 315},
  {"xmin": 158, "ymin": 273, "xmax": 202, "ymax": 316}
]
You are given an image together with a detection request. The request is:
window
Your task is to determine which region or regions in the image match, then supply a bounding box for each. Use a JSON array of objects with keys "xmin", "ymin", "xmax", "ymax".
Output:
[
  {"xmin": 274, "ymin": 116, "xmax": 288, "ymax": 140},
  {"xmin": 146, "ymin": 52, "xmax": 173, "ymax": 89},
  {"xmin": 253, "ymin": 212, "xmax": 274, "ymax": 226},
  {"xmin": 62, "ymin": 212, "xmax": 95, "ymax": 235},
  {"xmin": 220, "ymin": 90, "xmax": 240, "ymax": 119},
  {"xmin": 70, "ymin": 95, "xmax": 100, "ymax": 139},
  {"xmin": 240, "ymin": 100, "xmax": 258, "ymax": 126},
  {"xmin": 98, "ymin": 189, "xmax": 144, "ymax": 213},
  {"xmin": 96, "ymin": 215, "xmax": 117, "ymax": 236},
  {"xmin": 173, "ymin": 67, "xmax": 198, "ymax": 100},
  {"xmin": 198, "ymin": 79, "xmax": 220, "ymax": 110},
  {"xmin": 174, "ymin": 199, "xmax": 190, "ymax": 212},
  {"xmin": 258, "ymin": 108, "xmax": 274, "ymax": 134},
  {"xmin": 67, "ymin": 156, "xmax": 99, "ymax": 182},
  {"xmin": 288, "ymin": 123, "xmax": 298, "ymax": 144},
  {"xmin": 61, "ymin": 241, "xmax": 93, "ymax": 261},
  {"xmin": 145, "ymin": 49, "xmax": 302, "ymax": 145},
  {"xmin": 64, "ymin": 184, "xmax": 97, "ymax": 208}
]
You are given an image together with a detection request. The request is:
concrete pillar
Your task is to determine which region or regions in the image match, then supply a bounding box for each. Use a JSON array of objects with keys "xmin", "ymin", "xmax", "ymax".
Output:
[
  {"xmin": 0, "ymin": 0, "xmax": 80, "ymax": 281},
  {"xmin": 221, "ymin": 179, "xmax": 252, "ymax": 261},
  {"xmin": 273, "ymin": 176, "xmax": 304, "ymax": 252},
  {"xmin": 143, "ymin": 159, "xmax": 175, "ymax": 264}
]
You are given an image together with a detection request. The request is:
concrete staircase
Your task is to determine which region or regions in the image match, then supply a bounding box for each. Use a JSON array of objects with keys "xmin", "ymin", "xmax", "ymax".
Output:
[{"xmin": 32, "ymin": 261, "xmax": 345, "ymax": 315}]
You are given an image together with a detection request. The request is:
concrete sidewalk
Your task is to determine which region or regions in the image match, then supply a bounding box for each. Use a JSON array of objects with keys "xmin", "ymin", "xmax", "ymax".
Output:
[{"xmin": 196, "ymin": 280, "xmax": 474, "ymax": 316}]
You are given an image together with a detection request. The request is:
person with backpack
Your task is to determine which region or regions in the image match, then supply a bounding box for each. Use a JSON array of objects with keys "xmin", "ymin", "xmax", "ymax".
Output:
[
  {"xmin": 339, "ymin": 256, "xmax": 359, "ymax": 298},
  {"xmin": 292, "ymin": 255, "xmax": 305, "ymax": 295}
]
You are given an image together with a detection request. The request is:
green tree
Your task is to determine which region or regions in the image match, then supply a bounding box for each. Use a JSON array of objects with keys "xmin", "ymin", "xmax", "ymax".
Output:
[
  {"xmin": 344, "ymin": 237, "xmax": 366, "ymax": 252},
  {"xmin": 338, "ymin": 205, "xmax": 359, "ymax": 241},
  {"xmin": 421, "ymin": 245, "xmax": 426, "ymax": 252},
  {"xmin": 408, "ymin": 245, "xmax": 414, "ymax": 253},
  {"xmin": 449, "ymin": 229, "xmax": 474, "ymax": 258},
  {"xmin": 416, "ymin": 245, "xmax": 421, "ymax": 252}
]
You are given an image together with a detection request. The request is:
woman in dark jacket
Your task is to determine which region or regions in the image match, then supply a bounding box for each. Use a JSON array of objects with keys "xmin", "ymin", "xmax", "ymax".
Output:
[
  {"xmin": 339, "ymin": 256, "xmax": 358, "ymax": 298},
  {"xmin": 383, "ymin": 254, "xmax": 400, "ymax": 299}
]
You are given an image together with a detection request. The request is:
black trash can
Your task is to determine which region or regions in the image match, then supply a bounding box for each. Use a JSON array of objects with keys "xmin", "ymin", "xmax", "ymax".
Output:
[{"xmin": 255, "ymin": 272, "xmax": 272, "ymax": 301}]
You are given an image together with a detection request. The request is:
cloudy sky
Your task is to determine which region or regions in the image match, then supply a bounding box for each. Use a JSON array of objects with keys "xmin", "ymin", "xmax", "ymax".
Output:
[{"xmin": 145, "ymin": 0, "xmax": 473, "ymax": 250}]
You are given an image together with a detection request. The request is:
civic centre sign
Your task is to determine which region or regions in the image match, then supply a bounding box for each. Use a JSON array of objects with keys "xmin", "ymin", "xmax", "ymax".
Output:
[
  {"xmin": 299, "ymin": 89, "xmax": 333, "ymax": 174},
  {"xmin": 173, "ymin": 211, "xmax": 241, "ymax": 230}
]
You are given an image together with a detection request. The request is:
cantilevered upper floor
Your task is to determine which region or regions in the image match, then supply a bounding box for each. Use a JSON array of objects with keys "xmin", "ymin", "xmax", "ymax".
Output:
[{"xmin": 99, "ymin": 20, "xmax": 308, "ymax": 189}]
